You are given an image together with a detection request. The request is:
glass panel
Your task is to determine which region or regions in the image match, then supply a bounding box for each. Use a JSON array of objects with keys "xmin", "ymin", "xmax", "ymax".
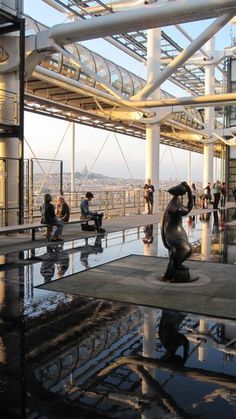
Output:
[
  {"xmin": 94, "ymin": 55, "xmax": 109, "ymax": 82},
  {"xmin": 107, "ymin": 62, "xmax": 122, "ymax": 91},
  {"xmin": 119, "ymin": 68, "xmax": 133, "ymax": 95}
]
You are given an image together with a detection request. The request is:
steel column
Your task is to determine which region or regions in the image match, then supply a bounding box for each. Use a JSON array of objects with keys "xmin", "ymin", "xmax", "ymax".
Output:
[
  {"xmin": 203, "ymin": 38, "xmax": 215, "ymax": 189},
  {"xmin": 145, "ymin": 28, "xmax": 161, "ymax": 213}
]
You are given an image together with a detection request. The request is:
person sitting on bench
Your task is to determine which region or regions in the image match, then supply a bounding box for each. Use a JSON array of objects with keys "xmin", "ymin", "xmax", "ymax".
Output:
[
  {"xmin": 80, "ymin": 192, "xmax": 105, "ymax": 233},
  {"xmin": 56, "ymin": 195, "xmax": 70, "ymax": 222},
  {"xmin": 41, "ymin": 193, "xmax": 64, "ymax": 241}
]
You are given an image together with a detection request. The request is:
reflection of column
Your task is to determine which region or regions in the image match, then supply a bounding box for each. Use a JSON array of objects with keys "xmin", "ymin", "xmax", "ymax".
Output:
[
  {"xmin": 198, "ymin": 319, "xmax": 208, "ymax": 362},
  {"xmin": 201, "ymin": 219, "xmax": 211, "ymax": 261},
  {"xmin": 144, "ymin": 242, "xmax": 151, "ymax": 256},
  {"xmin": 146, "ymin": 28, "xmax": 161, "ymax": 213},
  {"xmin": 71, "ymin": 123, "xmax": 75, "ymax": 208},
  {"xmin": 142, "ymin": 307, "xmax": 158, "ymax": 419},
  {"xmin": 0, "ymin": 38, "xmax": 21, "ymax": 225}
]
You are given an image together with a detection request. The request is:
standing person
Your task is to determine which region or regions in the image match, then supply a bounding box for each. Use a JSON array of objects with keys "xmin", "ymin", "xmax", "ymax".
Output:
[
  {"xmin": 203, "ymin": 182, "xmax": 211, "ymax": 209},
  {"xmin": 212, "ymin": 180, "xmax": 221, "ymax": 209},
  {"xmin": 41, "ymin": 193, "xmax": 64, "ymax": 241},
  {"xmin": 220, "ymin": 182, "xmax": 227, "ymax": 207},
  {"xmin": 191, "ymin": 183, "xmax": 197, "ymax": 207},
  {"xmin": 144, "ymin": 178, "xmax": 155, "ymax": 214},
  {"xmin": 80, "ymin": 192, "xmax": 105, "ymax": 233},
  {"xmin": 56, "ymin": 195, "xmax": 70, "ymax": 222},
  {"xmin": 232, "ymin": 186, "xmax": 236, "ymax": 205}
]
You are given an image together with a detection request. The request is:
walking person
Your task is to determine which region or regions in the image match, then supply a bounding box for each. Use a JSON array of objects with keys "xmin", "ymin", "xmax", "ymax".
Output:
[
  {"xmin": 144, "ymin": 178, "xmax": 155, "ymax": 214},
  {"xmin": 80, "ymin": 192, "xmax": 105, "ymax": 233},
  {"xmin": 212, "ymin": 180, "xmax": 221, "ymax": 209},
  {"xmin": 56, "ymin": 195, "xmax": 70, "ymax": 222},
  {"xmin": 41, "ymin": 193, "xmax": 64, "ymax": 241},
  {"xmin": 232, "ymin": 186, "xmax": 236, "ymax": 205}
]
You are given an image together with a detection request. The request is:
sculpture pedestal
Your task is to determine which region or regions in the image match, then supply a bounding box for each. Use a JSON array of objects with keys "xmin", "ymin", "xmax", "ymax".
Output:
[{"xmin": 160, "ymin": 268, "xmax": 199, "ymax": 283}]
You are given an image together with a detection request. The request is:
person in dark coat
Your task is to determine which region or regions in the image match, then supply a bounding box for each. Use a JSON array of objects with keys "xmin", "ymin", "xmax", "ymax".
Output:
[
  {"xmin": 144, "ymin": 178, "xmax": 155, "ymax": 214},
  {"xmin": 80, "ymin": 192, "xmax": 105, "ymax": 233},
  {"xmin": 41, "ymin": 193, "xmax": 64, "ymax": 241}
]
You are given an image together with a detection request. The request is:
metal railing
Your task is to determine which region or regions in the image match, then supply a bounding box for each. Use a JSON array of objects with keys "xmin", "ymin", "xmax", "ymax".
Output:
[{"xmin": 29, "ymin": 189, "xmax": 182, "ymax": 221}]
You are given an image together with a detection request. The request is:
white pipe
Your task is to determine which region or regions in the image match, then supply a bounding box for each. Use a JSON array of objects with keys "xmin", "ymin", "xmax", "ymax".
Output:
[
  {"xmin": 135, "ymin": 12, "xmax": 234, "ymax": 99},
  {"xmin": 46, "ymin": 1, "xmax": 236, "ymax": 45},
  {"xmin": 84, "ymin": 0, "xmax": 149, "ymax": 14},
  {"xmin": 33, "ymin": 66, "xmax": 236, "ymax": 110},
  {"xmin": 146, "ymin": 27, "xmax": 161, "ymax": 214},
  {"xmin": 203, "ymin": 38, "xmax": 215, "ymax": 188},
  {"xmin": 42, "ymin": 0, "xmax": 68, "ymax": 13}
]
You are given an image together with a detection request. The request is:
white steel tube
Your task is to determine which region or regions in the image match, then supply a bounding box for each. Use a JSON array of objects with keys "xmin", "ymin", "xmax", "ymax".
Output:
[
  {"xmin": 203, "ymin": 38, "xmax": 215, "ymax": 188},
  {"xmin": 146, "ymin": 27, "xmax": 161, "ymax": 214},
  {"xmin": 136, "ymin": 12, "xmax": 234, "ymax": 99},
  {"xmin": 33, "ymin": 66, "xmax": 236, "ymax": 110},
  {"xmin": 47, "ymin": 1, "xmax": 236, "ymax": 45}
]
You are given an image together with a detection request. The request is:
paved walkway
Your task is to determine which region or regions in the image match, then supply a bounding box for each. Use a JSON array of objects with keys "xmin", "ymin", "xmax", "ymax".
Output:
[
  {"xmin": 39, "ymin": 254, "xmax": 236, "ymax": 320},
  {"xmin": 0, "ymin": 202, "xmax": 234, "ymax": 255}
]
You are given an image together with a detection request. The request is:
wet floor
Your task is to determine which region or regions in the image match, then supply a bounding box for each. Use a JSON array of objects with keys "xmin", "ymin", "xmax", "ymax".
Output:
[{"xmin": 0, "ymin": 209, "xmax": 236, "ymax": 418}]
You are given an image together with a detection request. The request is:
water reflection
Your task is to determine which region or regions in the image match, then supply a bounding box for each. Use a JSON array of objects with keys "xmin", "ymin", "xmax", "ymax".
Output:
[
  {"xmin": 0, "ymin": 209, "xmax": 236, "ymax": 417},
  {"xmin": 40, "ymin": 244, "xmax": 70, "ymax": 282},
  {"xmin": 159, "ymin": 310, "xmax": 189, "ymax": 364},
  {"xmin": 1, "ymin": 300, "xmax": 235, "ymax": 418},
  {"xmin": 142, "ymin": 224, "xmax": 154, "ymax": 245}
]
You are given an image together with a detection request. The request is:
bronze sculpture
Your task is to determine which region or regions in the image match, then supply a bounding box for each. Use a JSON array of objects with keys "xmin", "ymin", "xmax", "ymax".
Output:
[{"xmin": 161, "ymin": 181, "xmax": 198, "ymax": 282}]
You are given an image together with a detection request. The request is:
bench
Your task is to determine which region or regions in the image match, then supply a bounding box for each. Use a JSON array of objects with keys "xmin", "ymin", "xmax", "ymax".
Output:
[
  {"xmin": 0, "ymin": 223, "xmax": 46, "ymax": 241},
  {"xmin": 0, "ymin": 218, "xmax": 96, "ymax": 242}
]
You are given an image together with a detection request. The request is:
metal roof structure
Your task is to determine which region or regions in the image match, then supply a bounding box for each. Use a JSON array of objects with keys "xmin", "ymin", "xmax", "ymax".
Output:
[{"xmin": 22, "ymin": 0, "xmax": 236, "ymax": 157}]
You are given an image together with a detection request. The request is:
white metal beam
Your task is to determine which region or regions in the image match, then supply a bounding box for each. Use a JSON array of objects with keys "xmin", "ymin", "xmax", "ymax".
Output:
[
  {"xmin": 38, "ymin": 0, "xmax": 236, "ymax": 47},
  {"xmin": 134, "ymin": 12, "xmax": 234, "ymax": 99}
]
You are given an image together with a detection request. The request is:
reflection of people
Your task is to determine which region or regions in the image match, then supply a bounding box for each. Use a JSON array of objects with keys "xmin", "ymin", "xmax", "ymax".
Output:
[
  {"xmin": 188, "ymin": 215, "xmax": 196, "ymax": 229},
  {"xmin": 41, "ymin": 193, "xmax": 64, "ymax": 241},
  {"xmin": 199, "ymin": 212, "xmax": 211, "ymax": 222},
  {"xmin": 142, "ymin": 224, "xmax": 154, "ymax": 245},
  {"xmin": 144, "ymin": 178, "xmax": 155, "ymax": 214},
  {"xmin": 40, "ymin": 244, "xmax": 69, "ymax": 282},
  {"xmin": 159, "ymin": 309, "xmax": 189, "ymax": 364},
  {"xmin": 56, "ymin": 195, "xmax": 70, "ymax": 222},
  {"xmin": 212, "ymin": 211, "xmax": 220, "ymax": 235},
  {"xmin": 80, "ymin": 236, "xmax": 104, "ymax": 269},
  {"xmin": 80, "ymin": 192, "xmax": 105, "ymax": 233}
]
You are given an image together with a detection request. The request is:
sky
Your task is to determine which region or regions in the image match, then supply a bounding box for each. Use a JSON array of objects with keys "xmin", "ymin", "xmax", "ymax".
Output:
[{"xmin": 23, "ymin": 0, "xmax": 236, "ymax": 182}]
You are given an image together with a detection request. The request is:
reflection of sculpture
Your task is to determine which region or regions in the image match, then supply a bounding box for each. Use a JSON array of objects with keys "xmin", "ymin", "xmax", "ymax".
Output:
[
  {"xmin": 161, "ymin": 181, "xmax": 198, "ymax": 282},
  {"xmin": 159, "ymin": 310, "xmax": 189, "ymax": 365}
]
